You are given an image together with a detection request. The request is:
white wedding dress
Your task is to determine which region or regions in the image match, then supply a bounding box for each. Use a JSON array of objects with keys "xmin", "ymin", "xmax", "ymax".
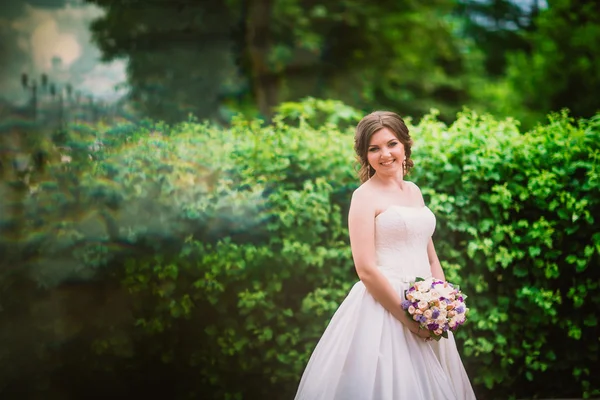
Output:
[{"xmin": 295, "ymin": 206, "xmax": 476, "ymax": 400}]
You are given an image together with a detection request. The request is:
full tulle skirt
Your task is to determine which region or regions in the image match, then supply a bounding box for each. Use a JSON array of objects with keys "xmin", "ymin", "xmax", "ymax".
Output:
[{"xmin": 294, "ymin": 278, "xmax": 476, "ymax": 400}]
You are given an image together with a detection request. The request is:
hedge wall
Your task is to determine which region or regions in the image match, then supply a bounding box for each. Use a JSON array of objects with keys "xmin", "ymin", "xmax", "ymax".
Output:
[{"xmin": 0, "ymin": 100, "xmax": 598, "ymax": 399}]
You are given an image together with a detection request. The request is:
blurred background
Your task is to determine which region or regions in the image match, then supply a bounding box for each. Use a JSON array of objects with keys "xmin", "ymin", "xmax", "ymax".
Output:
[
  {"xmin": 3, "ymin": 0, "xmax": 599, "ymax": 129},
  {"xmin": 1, "ymin": 0, "xmax": 599, "ymax": 399}
]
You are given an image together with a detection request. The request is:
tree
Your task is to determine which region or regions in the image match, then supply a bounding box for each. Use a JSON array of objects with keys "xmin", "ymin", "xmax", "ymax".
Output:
[
  {"xmin": 87, "ymin": 0, "xmax": 239, "ymax": 123},
  {"xmin": 455, "ymin": 0, "xmax": 600, "ymax": 128},
  {"xmin": 455, "ymin": 0, "xmax": 540, "ymax": 76},
  {"xmin": 504, "ymin": 0, "xmax": 600, "ymax": 125},
  {"xmin": 276, "ymin": 0, "xmax": 473, "ymax": 120},
  {"xmin": 87, "ymin": 0, "xmax": 478, "ymax": 122}
]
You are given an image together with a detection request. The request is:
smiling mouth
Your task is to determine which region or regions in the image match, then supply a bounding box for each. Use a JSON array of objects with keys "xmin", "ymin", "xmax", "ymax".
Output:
[{"xmin": 380, "ymin": 160, "xmax": 395, "ymax": 166}]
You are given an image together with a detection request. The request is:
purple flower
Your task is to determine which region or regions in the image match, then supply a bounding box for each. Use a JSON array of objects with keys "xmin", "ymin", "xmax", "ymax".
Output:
[
  {"xmin": 419, "ymin": 315, "xmax": 427, "ymax": 323},
  {"xmin": 401, "ymin": 300, "xmax": 411, "ymax": 310},
  {"xmin": 432, "ymin": 309, "xmax": 440, "ymax": 319},
  {"xmin": 455, "ymin": 305, "xmax": 465, "ymax": 314},
  {"xmin": 427, "ymin": 323, "xmax": 439, "ymax": 331}
]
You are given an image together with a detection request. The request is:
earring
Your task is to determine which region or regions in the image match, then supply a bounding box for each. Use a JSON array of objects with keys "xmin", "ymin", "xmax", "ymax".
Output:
[{"xmin": 402, "ymin": 158, "xmax": 407, "ymax": 175}]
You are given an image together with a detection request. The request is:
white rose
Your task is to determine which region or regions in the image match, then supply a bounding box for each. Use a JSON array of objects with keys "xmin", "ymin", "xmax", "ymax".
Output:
[{"xmin": 436, "ymin": 284, "xmax": 455, "ymax": 299}]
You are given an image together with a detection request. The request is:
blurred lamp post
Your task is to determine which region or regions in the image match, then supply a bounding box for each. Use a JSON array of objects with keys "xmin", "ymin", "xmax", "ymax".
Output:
[
  {"xmin": 21, "ymin": 73, "xmax": 36, "ymax": 120},
  {"xmin": 21, "ymin": 73, "xmax": 51, "ymax": 120},
  {"xmin": 49, "ymin": 83, "xmax": 65, "ymax": 128}
]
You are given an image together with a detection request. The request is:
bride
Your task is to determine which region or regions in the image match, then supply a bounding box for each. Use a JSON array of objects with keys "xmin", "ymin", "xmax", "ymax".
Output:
[{"xmin": 294, "ymin": 111, "xmax": 476, "ymax": 399}]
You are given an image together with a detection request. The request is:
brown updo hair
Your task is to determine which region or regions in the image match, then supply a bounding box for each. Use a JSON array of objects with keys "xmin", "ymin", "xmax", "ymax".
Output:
[{"xmin": 354, "ymin": 111, "xmax": 414, "ymax": 183}]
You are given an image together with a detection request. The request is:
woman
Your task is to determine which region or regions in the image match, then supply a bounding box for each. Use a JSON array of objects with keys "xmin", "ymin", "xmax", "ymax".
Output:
[{"xmin": 294, "ymin": 111, "xmax": 476, "ymax": 400}]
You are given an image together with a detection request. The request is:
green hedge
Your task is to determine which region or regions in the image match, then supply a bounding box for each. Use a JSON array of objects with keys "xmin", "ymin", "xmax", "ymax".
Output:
[
  {"xmin": 0, "ymin": 100, "xmax": 598, "ymax": 399},
  {"xmin": 412, "ymin": 110, "xmax": 600, "ymax": 398}
]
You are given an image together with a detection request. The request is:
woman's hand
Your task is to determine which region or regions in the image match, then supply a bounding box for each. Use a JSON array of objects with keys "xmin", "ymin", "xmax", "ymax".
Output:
[{"xmin": 409, "ymin": 321, "xmax": 431, "ymax": 340}]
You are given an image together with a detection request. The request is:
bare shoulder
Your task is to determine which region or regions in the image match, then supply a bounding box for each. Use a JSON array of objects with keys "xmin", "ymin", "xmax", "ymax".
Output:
[
  {"xmin": 351, "ymin": 182, "xmax": 372, "ymax": 206},
  {"xmin": 350, "ymin": 181, "xmax": 377, "ymax": 213},
  {"xmin": 404, "ymin": 180, "xmax": 422, "ymax": 192},
  {"xmin": 405, "ymin": 180, "xmax": 427, "ymax": 205}
]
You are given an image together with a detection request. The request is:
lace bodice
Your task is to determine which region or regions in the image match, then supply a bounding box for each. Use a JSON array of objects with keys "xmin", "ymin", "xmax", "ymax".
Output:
[{"xmin": 375, "ymin": 205, "xmax": 435, "ymax": 281}]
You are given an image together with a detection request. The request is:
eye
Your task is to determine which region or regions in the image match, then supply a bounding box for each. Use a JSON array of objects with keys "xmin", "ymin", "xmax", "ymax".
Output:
[
  {"xmin": 389, "ymin": 141, "xmax": 398, "ymax": 147},
  {"xmin": 368, "ymin": 147, "xmax": 378, "ymax": 152}
]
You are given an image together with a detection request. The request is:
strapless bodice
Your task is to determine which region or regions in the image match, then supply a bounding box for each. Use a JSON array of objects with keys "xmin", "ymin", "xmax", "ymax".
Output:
[{"xmin": 375, "ymin": 206, "xmax": 435, "ymax": 281}]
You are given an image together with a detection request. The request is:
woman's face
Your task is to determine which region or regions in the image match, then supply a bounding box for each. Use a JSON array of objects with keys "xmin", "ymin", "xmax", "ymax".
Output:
[{"xmin": 367, "ymin": 127, "xmax": 405, "ymax": 176}]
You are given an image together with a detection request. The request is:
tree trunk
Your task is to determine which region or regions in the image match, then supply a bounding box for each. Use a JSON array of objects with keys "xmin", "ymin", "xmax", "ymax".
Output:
[{"xmin": 246, "ymin": 0, "xmax": 278, "ymax": 120}]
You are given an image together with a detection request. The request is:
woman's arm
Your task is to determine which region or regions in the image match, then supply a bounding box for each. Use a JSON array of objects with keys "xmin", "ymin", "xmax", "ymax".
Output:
[
  {"xmin": 408, "ymin": 181, "xmax": 446, "ymax": 281},
  {"xmin": 348, "ymin": 189, "xmax": 427, "ymax": 337},
  {"xmin": 427, "ymin": 238, "xmax": 446, "ymax": 281}
]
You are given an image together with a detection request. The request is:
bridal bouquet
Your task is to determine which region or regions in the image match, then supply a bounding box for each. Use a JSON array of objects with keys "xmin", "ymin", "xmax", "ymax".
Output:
[{"xmin": 401, "ymin": 277, "xmax": 468, "ymax": 341}]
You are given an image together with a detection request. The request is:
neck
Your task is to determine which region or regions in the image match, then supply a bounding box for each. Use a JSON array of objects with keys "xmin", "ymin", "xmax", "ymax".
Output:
[{"xmin": 372, "ymin": 172, "xmax": 405, "ymax": 189}]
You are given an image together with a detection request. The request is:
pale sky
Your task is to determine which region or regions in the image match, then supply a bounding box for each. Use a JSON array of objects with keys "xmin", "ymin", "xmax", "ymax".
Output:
[{"xmin": 1, "ymin": 0, "xmax": 127, "ymax": 104}]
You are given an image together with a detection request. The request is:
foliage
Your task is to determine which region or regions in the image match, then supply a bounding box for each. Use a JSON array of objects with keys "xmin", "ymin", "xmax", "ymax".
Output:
[
  {"xmin": 0, "ymin": 100, "xmax": 359, "ymax": 398},
  {"xmin": 275, "ymin": 97, "xmax": 362, "ymax": 130},
  {"xmin": 411, "ymin": 108, "xmax": 600, "ymax": 399},
  {"xmin": 86, "ymin": 0, "xmax": 476, "ymax": 123},
  {"xmin": 1, "ymin": 100, "xmax": 599, "ymax": 399},
  {"xmin": 86, "ymin": 0, "xmax": 239, "ymax": 123},
  {"xmin": 454, "ymin": 0, "xmax": 540, "ymax": 76},
  {"xmin": 503, "ymin": 0, "xmax": 600, "ymax": 127},
  {"xmin": 459, "ymin": 0, "xmax": 600, "ymax": 130}
]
